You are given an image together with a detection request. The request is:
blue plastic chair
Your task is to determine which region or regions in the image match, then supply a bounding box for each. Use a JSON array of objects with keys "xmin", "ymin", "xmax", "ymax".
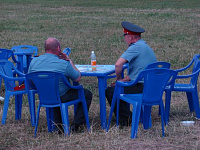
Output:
[
  {"xmin": 11, "ymin": 45, "xmax": 38, "ymax": 73},
  {"xmin": 26, "ymin": 71, "xmax": 90, "ymax": 137},
  {"xmin": 165, "ymin": 54, "xmax": 200, "ymax": 122},
  {"xmin": 106, "ymin": 68, "xmax": 177, "ymax": 138},
  {"xmin": 0, "ymin": 60, "xmax": 35, "ymax": 126},
  {"xmin": 146, "ymin": 61, "xmax": 171, "ymax": 69},
  {"xmin": 0, "ymin": 49, "xmax": 19, "ymax": 99},
  {"xmin": 0, "ymin": 48, "xmax": 18, "ymax": 63},
  {"xmin": 63, "ymin": 47, "xmax": 71, "ymax": 56},
  {"xmin": 146, "ymin": 61, "xmax": 171, "ymax": 118}
]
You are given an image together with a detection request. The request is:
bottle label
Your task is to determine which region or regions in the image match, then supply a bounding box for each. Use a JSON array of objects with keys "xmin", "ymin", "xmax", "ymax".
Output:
[
  {"xmin": 91, "ymin": 60, "xmax": 96, "ymax": 71},
  {"xmin": 91, "ymin": 60, "xmax": 96, "ymax": 66}
]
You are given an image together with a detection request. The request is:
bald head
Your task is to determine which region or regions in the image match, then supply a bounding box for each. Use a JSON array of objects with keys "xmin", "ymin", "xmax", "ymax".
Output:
[{"xmin": 44, "ymin": 38, "xmax": 61, "ymax": 54}]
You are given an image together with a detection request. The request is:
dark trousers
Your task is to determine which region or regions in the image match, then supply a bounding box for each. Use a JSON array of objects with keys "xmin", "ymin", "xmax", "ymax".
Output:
[
  {"xmin": 54, "ymin": 88, "xmax": 92, "ymax": 126},
  {"xmin": 105, "ymin": 83, "xmax": 143, "ymax": 123}
]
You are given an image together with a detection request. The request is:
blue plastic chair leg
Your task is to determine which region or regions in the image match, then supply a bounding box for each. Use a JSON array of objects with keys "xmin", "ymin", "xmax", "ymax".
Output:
[
  {"xmin": 106, "ymin": 94, "xmax": 117, "ymax": 132},
  {"xmin": 142, "ymin": 106, "xmax": 152, "ymax": 130},
  {"xmin": 130, "ymin": 102, "xmax": 141, "ymax": 138},
  {"xmin": 46, "ymin": 108, "xmax": 55, "ymax": 132},
  {"xmin": 186, "ymin": 92, "xmax": 194, "ymax": 112},
  {"xmin": 28, "ymin": 90, "xmax": 36, "ymax": 126},
  {"xmin": 106, "ymin": 86, "xmax": 121, "ymax": 132},
  {"xmin": 34, "ymin": 104, "xmax": 41, "ymax": 137},
  {"xmin": 192, "ymin": 91, "xmax": 200, "ymax": 118},
  {"xmin": 81, "ymin": 100, "xmax": 91, "ymax": 131},
  {"xmin": 165, "ymin": 89, "xmax": 171, "ymax": 123},
  {"xmin": 116, "ymin": 98, "xmax": 120, "ymax": 126},
  {"xmin": 15, "ymin": 94, "xmax": 23, "ymax": 120},
  {"xmin": 160, "ymin": 101, "xmax": 165, "ymax": 137},
  {"xmin": 78, "ymin": 88, "xmax": 90, "ymax": 131},
  {"xmin": 60, "ymin": 104, "xmax": 70, "ymax": 136},
  {"xmin": 135, "ymin": 103, "xmax": 142, "ymax": 136},
  {"xmin": 1, "ymin": 94, "xmax": 11, "ymax": 125}
]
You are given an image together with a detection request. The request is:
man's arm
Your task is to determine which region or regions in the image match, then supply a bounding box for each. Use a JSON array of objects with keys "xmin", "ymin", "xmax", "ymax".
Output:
[
  {"xmin": 115, "ymin": 57, "xmax": 127, "ymax": 80},
  {"xmin": 59, "ymin": 52, "xmax": 81, "ymax": 82},
  {"xmin": 69, "ymin": 59, "xmax": 81, "ymax": 82}
]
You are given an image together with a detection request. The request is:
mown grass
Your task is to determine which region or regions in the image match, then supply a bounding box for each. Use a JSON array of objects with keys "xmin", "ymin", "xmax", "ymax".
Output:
[{"xmin": 0, "ymin": 0, "xmax": 200, "ymax": 149}]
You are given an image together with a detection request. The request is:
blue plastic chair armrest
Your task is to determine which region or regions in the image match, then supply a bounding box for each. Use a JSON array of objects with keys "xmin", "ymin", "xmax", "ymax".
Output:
[
  {"xmin": 61, "ymin": 75, "xmax": 83, "ymax": 90},
  {"xmin": 8, "ymin": 76, "xmax": 26, "ymax": 82},
  {"xmin": 116, "ymin": 70, "xmax": 144, "ymax": 87},
  {"xmin": 176, "ymin": 68, "xmax": 200, "ymax": 79},
  {"xmin": 116, "ymin": 80, "xmax": 138, "ymax": 87},
  {"xmin": 69, "ymin": 84, "xmax": 83, "ymax": 90},
  {"xmin": 174, "ymin": 59, "xmax": 194, "ymax": 72},
  {"xmin": 0, "ymin": 73, "xmax": 26, "ymax": 83},
  {"xmin": 13, "ymin": 68, "xmax": 25, "ymax": 77}
]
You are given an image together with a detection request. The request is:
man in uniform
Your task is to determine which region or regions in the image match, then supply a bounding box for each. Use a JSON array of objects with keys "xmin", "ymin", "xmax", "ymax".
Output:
[{"xmin": 106, "ymin": 21, "xmax": 157, "ymax": 126}]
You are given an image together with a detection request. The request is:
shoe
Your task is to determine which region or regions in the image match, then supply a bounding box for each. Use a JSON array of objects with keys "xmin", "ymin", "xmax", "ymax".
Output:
[{"xmin": 70, "ymin": 123, "xmax": 80, "ymax": 132}]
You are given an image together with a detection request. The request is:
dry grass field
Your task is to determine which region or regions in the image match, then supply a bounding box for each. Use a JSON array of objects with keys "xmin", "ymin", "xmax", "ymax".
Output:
[{"xmin": 0, "ymin": 0, "xmax": 200, "ymax": 149}]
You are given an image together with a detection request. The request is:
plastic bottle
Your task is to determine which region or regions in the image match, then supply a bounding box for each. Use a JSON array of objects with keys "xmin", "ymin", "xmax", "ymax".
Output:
[{"xmin": 91, "ymin": 51, "xmax": 96, "ymax": 71}]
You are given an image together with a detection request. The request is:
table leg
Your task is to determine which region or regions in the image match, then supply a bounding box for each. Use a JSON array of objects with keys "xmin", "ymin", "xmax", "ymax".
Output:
[{"xmin": 97, "ymin": 77, "xmax": 107, "ymax": 129}]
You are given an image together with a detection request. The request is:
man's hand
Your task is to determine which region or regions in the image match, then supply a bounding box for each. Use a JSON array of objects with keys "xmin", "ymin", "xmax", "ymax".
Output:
[
  {"xmin": 109, "ymin": 77, "xmax": 131, "ymax": 87},
  {"xmin": 59, "ymin": 52, "xmax": 70, "ymax": 61}
]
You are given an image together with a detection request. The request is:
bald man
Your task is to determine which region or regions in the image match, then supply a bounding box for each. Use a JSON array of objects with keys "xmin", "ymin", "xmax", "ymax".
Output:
[{"xmin": 28, "ymin": 38, "xmax": 92, "ymax": 133}]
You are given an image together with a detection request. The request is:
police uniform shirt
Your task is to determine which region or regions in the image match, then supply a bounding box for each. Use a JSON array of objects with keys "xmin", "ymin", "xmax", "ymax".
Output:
[{"xmin": 120, "ymin": 39, "xmax": 157, "ymax": 81}]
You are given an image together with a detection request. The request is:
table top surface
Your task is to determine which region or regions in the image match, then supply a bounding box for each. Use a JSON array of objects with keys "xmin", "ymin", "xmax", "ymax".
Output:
[{"xmin": 75, "ymin": 65, "xmax": 116, "ymax": 76}]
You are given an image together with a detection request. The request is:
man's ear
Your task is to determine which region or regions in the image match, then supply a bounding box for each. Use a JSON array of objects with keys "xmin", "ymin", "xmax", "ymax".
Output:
[
  {"xmin": 57, "ymin": 45, "xmax": 60, "ymax": 50},
  {"xmin": 129, "ymin": 35, "xmax": 134, "ymax": 41}
]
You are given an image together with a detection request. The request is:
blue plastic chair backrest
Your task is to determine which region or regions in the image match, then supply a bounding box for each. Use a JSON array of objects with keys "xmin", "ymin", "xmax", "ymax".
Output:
[
  {"xmin": 0, "ymin": 60, "xmax": 16, "ymax": 90},
  {"xmin": 11, "ymin": 45, "xmax": 38, "ymax": 69},
  {"xmin": 26, "ymin": 71, "xmax": 66, "ymax": 106},
  {"xmin": 139, "ymin": 69, "xmax": 177, "ymax": 104},
  {"xmin": 191, "ymin": 54, "xmax": 200, "ymax": 85},
  {"xmin": 0, "ymin": 60, "xmax": 15, "ymax": 77},
  {"xmin": 63, "ymin": 47, "xmax": 71, "ymax": 56},
  {"xmin": 0, "ymin": 49, "xmax": 14, "ymax": 59},
  {"xmin": 11, "ymin": 45, "xmax": 38, "ymax": 56},
  {"xmin": 146, "ymin": 61, "xmax": 171, "ymax": 69}
]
